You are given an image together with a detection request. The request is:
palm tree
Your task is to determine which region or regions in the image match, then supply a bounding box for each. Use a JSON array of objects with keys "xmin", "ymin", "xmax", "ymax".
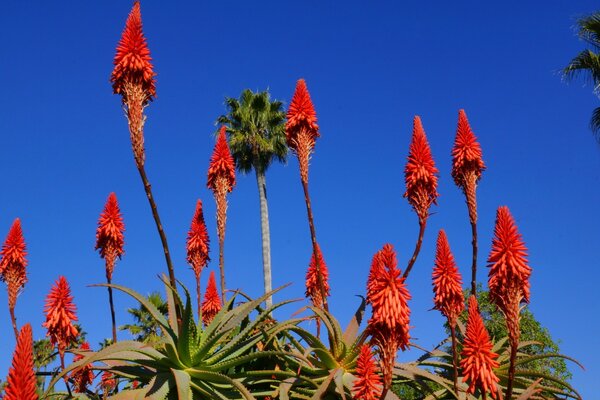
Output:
[
  {"xmin": 217, "ymin": 89, "xmax": 287, "ymax": 308},
  {"xmin": 120, "ymin": 292, "xmax": 168, "ymax": 345},
  {"xmin": 564, "ymin": 12, "xmax": 600, "ymax": 141}
]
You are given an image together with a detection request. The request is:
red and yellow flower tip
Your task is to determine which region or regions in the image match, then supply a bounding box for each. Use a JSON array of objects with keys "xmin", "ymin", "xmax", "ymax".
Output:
[
  {"xmin": 207, "ymin": 126, "xmax": 236, "ymax": 194},
  {"xmin": 305, "ymin": 244, "xmax": 330, "ymax": 308},
  {"xmin": 460, "ymin": 296, "xmax": 500, "ymax": 399},
  {"xmin": 43, "ymin": 276, "xmax": 79, "ymax": 358},
  {"xmin": 201, "ymin": 270, "xmax": 222, "ymax": 325},
  {"xmin": 487, "ymin": 206, "xmax": 531, "ymax": 308},
  {"xmin": 285, "ymin": 79, "xmax": 319, "ymax": 150},
  {"xmin": 95, "ymin": 192, "xmax": 125, "ymax": 281},
  {"xmin": 403, "ymin": 116, "xmax": 439, "ymax": 224},
  {"xmin": 0, "ymin": 219, "xmax": 28, "ymax": 311},
  {"xmin": 70, "ymin": 341, "xmax": 94, "ymax": 394},
  {"xmin": 451, "ymin": 109, "xmax": 485, "ymax": 187},
  {"xmin": 432, "ymin": 230, "xmax": 464, "ymax": 325},
  {"xmin": 366, "ymin": 244, "xmax": 411, "ymax": 344},
  {"xmin": 111, "ymin": 1, "xmax": 156, "ymax": 103},
  {"xmin": 187, "ymin": 199, "xmax": 210, "ymax": 277},
  {"xmin": 353, "ymin": 345, "xmax": 382, "ymax": 400},
  {"xmin": 4, "ymin": 324, "xmax": 38, "ymax": 400}
]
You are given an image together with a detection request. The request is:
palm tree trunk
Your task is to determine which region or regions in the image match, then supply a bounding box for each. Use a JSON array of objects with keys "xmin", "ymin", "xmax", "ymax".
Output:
[{"xmin": 255, "ymin": 169, "xmax": 273, "ymax": 308}]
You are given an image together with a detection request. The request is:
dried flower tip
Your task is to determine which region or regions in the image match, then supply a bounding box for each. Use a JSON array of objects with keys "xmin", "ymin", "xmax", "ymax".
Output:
[
  {"xmin": 95, "ymin": 192, "xmax": 125, "ymax": 280},
  {"xmin": 403, "ymin": 116, "xmax": 439, "ymax": 223},
  {"xmin": 432, "ymin": 230, "xmax": 464, "ymax": 325},
  {"xmin": 43, "ymin": 276, "xmax": 79, "ymax": 357},
  {"xmin": 111, "ymin": 1, "xmax": 156, "ymax": 103},
  {"xmin": 4, "ymin": 324, "xmax": 38, "ymax": 400},
  {"xmin": 186, "ymin": 199, "xmax": 210, "ymax": 277},
  {"xmin": 202, "ymin": 271, "xmax": 222, "ymax": 325},
  {"xmin": 305, "ymin": 244, "xmax": 330, "ymax": 308},
  {"xmin": 353, "ymin": 345, "xmax": 382, "ymax": 400}
]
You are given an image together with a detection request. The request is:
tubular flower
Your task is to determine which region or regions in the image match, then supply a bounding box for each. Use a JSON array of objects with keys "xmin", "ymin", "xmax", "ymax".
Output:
[
  {"xmin": 353, "ymin": 345, "xmax": 382, "ymax": 400},
  {"xmin": 207, "ymin": 126, "xmax": 236, "ymax": 244},
  {"xmin": 4, "ymin": 324, "xmax": 38, "ymax": 400},
  {"xmin": 0, "ymin": 219, "xmax": 28, "ymax": 312},
  {"xmin": 403, "ymin": 116, "xmax": 439, "ymax": 224},
  {"xmin": 186, "ymin": 199, "xmax": 210, "ymax": 278},
  {"xmin": 451, "ymin": 110, "xmax": 485, "ymax": 223},
  {"xmin": 285, "ymin": 79, "xmax": 320, "ymax": 183},
  {"xmin": 305, "ymin": 244, "xmax": 330, "ymax": 308},
  {"xmin": 111, "ymin": 1, "xmax": 156, "ymax": 168},
  {"xmin": 367, "ymin": 244, "xmax": 411, "ymax": 338},
  {"xmin": 201, "ymin": 271, "xmax": 222, "ymax": 325},
  {"xmin": 432, "ymin": 230, "xmax": 464, "ymax": 326},
  {"xmin": 460, "ymin": 296, "xmax": 500, "ymax": 399},
  {"xmin": 70, "ymin": 342, "xmax": 94, "ymax": 393},
  {"xmin": 100, "ymin": 371, "xmax": 117, "ymax": 394},
  {"xmin": 43, "ymin": 276, "xmax": 79, "ymax": 358},
  {"xmin": 95, "ymin": 192, "xmax": 125, "ymax": 281},
  {"xmin": 111, "ymin": 1, "xmax": 156, "ymax": 102}
]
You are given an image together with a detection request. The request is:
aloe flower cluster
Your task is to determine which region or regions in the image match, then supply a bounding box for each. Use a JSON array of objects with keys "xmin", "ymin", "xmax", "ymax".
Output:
[
  {"xmin": 4, "ymin": 324, "xmax": 38, "ymax": 400},
  {"xmin": 95, "ymin": 192, "xmax": 125, "ymax": 281},
  {"xmin": 70, "ymin": 342, "xmax": 94, "ymax": 393},
  {"xmin": 187, "ymin": 199, "xmax": 211, "ymax": 316},
  {"xmin": 202, "ymin": 270, "xmax": 222, "ymax": 326},
  {"xmin": 353, "ymin": 345, "xmax": 382, "ymax": 400},
  {"xmin": 43, "ymin": 276, "xmax": 79, "ymax": 361},
  {"xmin": 305, "ymin": 244, "xmax": 330, "ymax": 309}
]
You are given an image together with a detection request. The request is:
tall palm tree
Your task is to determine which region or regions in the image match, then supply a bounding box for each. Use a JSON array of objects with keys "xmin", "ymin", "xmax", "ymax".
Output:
[
  {"xmin": 564, "ymin": 12, "xmax": 600, "ymax": 141},
  {"xmin": 217, "ymin": 89, "xmax": 287, "ymax": 308}
]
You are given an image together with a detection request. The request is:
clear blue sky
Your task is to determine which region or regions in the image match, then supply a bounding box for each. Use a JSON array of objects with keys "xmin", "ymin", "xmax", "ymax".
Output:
[{"xmin": 1, "ymin": 0, "xmax": 598, "ymax": 396}]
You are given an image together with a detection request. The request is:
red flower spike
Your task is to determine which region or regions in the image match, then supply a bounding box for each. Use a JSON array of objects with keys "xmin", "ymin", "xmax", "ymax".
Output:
[
  {"xmin": 305, "ymin": 244, "xmax": 330, "ymax": 308},
  {"xmin": 207, "ymin": 126, "xmax": 236, "ymax": 193},
  {"xmin": 201, "ymin": 271, "xmax": 222, "ymax": 325},
  {"xmin": 461, "ymin": 296, "xmax": 500, "ymax": 399},
  {"xmin": 487, "ymin": 206, "xmax": 532, "ymax": 308},
  {"xmin": 43, "ymin": 276, "xmax": 79, "ymax": 358},
  {"xmin": 111, "ymin": 1, "xmax": 156, "ymax": 103},
  {"xmin": 4, "ymin": 324, "xmax": 38, "ymax": 400},
  {"xmin": 403, "ymin": 116, "xmax": 439, "ymax": 224},
  {"xmin": 366, "ymin": 244, "xmax": 411, "ymax": 340},
  {"xmin": 432, "ymin": 230, "xmax": 465, "ymax": 326},
  {"xmin": 100, "ymin": 371, "xmax": 117, "ymax": 394},
  {"xmin": 0, "ymin": 219, "xmax": 28, "ymax": 312},
  {"xmin": 451, "ymin": 110, "xmax": 485, "ymax": 223},
  {"xmin": 353, "ymin": 345, "xmax": 382, "ymax": 400},
  {"xmin": 285, "ymin": 79, "xmax": 320, "ymax": 183},
  {"xmin": 95, "ymin": 192, "xmax": 125, "ymax": 281},
  {"xmin": 186, "ymin": 199, "xmax": 210, "ymax": 278},
  {"xmin": 70, "ymin": 342, "xmax": 94, "ymax": 393}
]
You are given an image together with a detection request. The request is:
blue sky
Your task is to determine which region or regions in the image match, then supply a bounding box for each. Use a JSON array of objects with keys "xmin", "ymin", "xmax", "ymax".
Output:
[{"xmin": 1, "ymin": 0, "xmax": 599, "ymax": 397}]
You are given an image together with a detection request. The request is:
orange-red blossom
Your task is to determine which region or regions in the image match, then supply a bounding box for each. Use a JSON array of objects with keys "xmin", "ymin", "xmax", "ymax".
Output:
[
  {"xmin": 305, "ymin": 244, "xmax": 330, "ymax": 308},
  {"xmin": 4, "ymin": 324, "xmax": 38, "ymax": 400},
  {"xmin": 43, "ymin": 276, "xmax": 79, "ymax": 359},
  {"xmin": 202, "ymin": 270, "xmax": 222, "ymax": 325},
  {"xmin": 432, "ymin": 230, "xmax": 464, "ymax": 326},
  {"xmin": 70, "ymin": 341, "xmax": 94, "ymax": 393},
  {"xmin": 0, "ymin": 219, "xmax": 28, "ymax": 321},
  {"xmin": 186, "ymin": 199, "xmax": 210, "ymax": 278},
  {"xmin": 353, "ymin": 345, "xmax": 382, "ymax": 400},
  {"xmin": 95, "ymin": 192, "xmax": 125, "ymax": 281}
]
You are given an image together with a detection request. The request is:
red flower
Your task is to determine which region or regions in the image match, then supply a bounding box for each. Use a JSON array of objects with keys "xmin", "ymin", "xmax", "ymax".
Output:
[
  {"xmin": 186, "ymin": 199, "xmax": 210, "ymax": 278},
  {"xmin": 70, "ymin": 342, "xmax": 94, "ymax": 393},
  {"xmin": 403, "ymin": 116, "xmax": 439, "ymax": 224},
  {"xmin": 353, "ymin": 345, "xmax": 382, "ymax": 400},
  {"xmin": 305, "ymin": 244, "xmax": 330, "ymax": 308},
  {"xmin": 432, "ymin": 230, "xmax": 464, "ymax": 325},
  {"xmin": 100, "ymin": 371, "xmax": 117, "ymax": 394},
  {"xmin": 366, "ymin": 244, "xmax": 411, "ymax": 342},
  {"xmin": 4, "ymin": 324, "xmax": 38, "ymax": 400},
  {"xmin": 0, "ymin": 219, "xmax": 28, "ymax": 311},
  {"xmin": 43, "ymin": 276, "xmax": 79, "ymax": 358},
  {"xmin": 95, "ymin": 192, "xmax": 125, "ymax": 280},
  {"xmin": 201, "ymin": 271, "xmax": 222, "ymax": 325},
  {"xmin": 111, "ymin": 1, "xmax": 156, "ymax": 103},
  {"xmin": 207, "ymin": 126, "xmax": 236, "ymax": 194},
  {"xmin": 460, "ymin": 296, "xmax": 500, "ymax": 399},
  {"xmin": 487, "ymin": 206, "xmax": 531, "ymax": 308}
]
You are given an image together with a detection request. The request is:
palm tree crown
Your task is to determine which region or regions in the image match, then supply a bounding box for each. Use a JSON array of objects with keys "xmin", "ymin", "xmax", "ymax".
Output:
[
  {"xmin": 217, "ymin": 89, "xmax": 287, "ymax": 173},
  {"xmin": 564, "ymin": 12, "xmax": 600, "ymax": 140}
]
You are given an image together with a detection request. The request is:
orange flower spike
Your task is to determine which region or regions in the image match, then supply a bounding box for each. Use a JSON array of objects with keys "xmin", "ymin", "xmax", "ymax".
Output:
[
  {"xmin": 186, "ymin": 199, "xmax": 211, "ymax": 277},
  {"xmin": 451, "ymin": 109, "xmax": 485, "ymax": 223},
  {"xmin": 487, "ymin": 206, "xmax": 532, "ymax": 307},
  {"xmin": 100, "ymin": 371, "xmax": 117, "ymax": 394},
  {"xmin": 207, "ymin": 126, "xmax": 236, "ymax": 194},
  {"xmin": 4, "ymin": 324, "xmax": 38, "ymax": 400},
  {"xmin": 403, "ymin": 116, "xmax": 439, "ymax": 224},
  {"xmin": 43, "ymin": 276, "xmax": 79, "ymax": 358},
  {"xmin": 95, "ymin": 192, "xmax": 125, "ymax": 280},
  {"xmin": 353, "ymin": 345, "xmax": 383, "ymax": 400},
  {"xmin": 111, "ymin": 1, "xmax": 156, "ymax": 102},
  {"xmin": 201, "ymin": 271, "xmax": 222, "ymax": 325},
  {"xmin": 460, "ymin": 296, "xmax": 500, "ymax": 399},
  {"xmin": 285, "ymin": 79, "xmax": 320, "ymax": 183},
  {"xmin": 305, "ymin": 244, "xmax": 330, "ymax": 308},
  {"xmin": 0, "ymin": 219, "xmax": 28, "ymax": 314},
  {"xmin": 367, "ymin": 244, "xmax": 411, "ymax": 342},
  {"xmin": 70, "ymin": 342, "xmax": 94, "ymax": 393},
  {"xmin": 432, "ymin": 230, "xmax": 465, "ymax": 325}
]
